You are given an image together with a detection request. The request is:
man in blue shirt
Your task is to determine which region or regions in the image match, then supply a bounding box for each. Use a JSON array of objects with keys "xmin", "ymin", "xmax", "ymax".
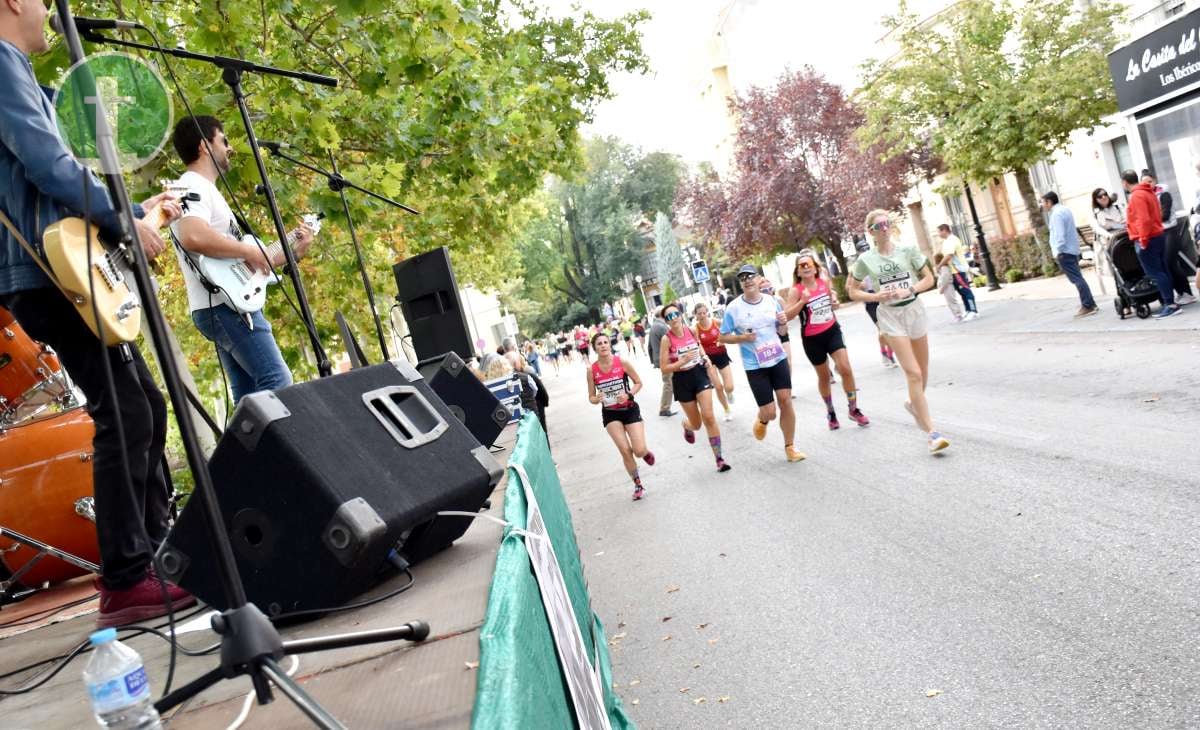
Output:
[
  {"xmin": 1042, "ymin": 191, "xmax": 1098, "ymax": 318},
  {"xmin": 0, "ymin": 0, "xmax": 193, "ymax": 625}
]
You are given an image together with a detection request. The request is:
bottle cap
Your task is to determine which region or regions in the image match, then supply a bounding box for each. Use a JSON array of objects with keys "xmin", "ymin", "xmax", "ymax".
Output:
[{"xmin": 89, "ymin": 628, "xmax": 118, "ymax": 645}]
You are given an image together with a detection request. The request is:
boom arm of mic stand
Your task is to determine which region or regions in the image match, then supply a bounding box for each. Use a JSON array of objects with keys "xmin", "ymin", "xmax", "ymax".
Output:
[{"xmin": 267, "ymin": 148, "xmax": 420, "ymax": 215}]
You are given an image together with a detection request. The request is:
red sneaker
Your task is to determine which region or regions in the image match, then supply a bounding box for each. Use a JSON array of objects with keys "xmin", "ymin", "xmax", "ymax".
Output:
[
  {"xmin": 642, "ymin": 451, "xmax": 655, "ymax": 466},
  {"xmin": 632, "ymin": 485, "xmax": 645, "ymax": 501},
  {"xmin": 96, "ymin": 574, "xmax": 197, "ymax": 628}
]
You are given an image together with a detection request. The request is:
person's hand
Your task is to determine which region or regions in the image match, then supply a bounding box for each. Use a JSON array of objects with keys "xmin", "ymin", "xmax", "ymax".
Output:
[
  {"xmin": 141, "ymin": 192, "xmax": 183, "ymax": 225},
  {"xmin": 134, "ymin": 219, "xmax": 165, "ymax": 259},
  {"xmin": 243, "ymin": 241, "xmax": 272, "ymax": 274},
  {"xmin": 293, "ymin": 221, "xmax": 316, "ymax": 257},
  {"xmin": 775, "ymin": 311, "xmax": 787, "ymax": 325},
  {"xmin": 615, "ymin": 393, "xmax": 630, "ymax": 405}
]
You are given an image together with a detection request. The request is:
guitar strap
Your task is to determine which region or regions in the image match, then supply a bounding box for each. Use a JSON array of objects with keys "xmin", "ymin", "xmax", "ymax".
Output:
[{"xmin": 0, "ymin": 208, "xmax": 88, "ymax": 304}]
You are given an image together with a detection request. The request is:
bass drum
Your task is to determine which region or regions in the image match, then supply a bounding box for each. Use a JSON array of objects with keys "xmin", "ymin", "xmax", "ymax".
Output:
[
  {"xmin": 0, "ymin": 407, "xmax": 98, "ymax": 587},
  {"xmin": 0, "ymin": 306, "xmax": 69, "ymax": 424}
]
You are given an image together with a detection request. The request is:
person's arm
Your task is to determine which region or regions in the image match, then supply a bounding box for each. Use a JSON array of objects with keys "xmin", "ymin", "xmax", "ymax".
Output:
[
  {"xmin": 658, "ymin": 335, "xmax": 674, "ymax": 372},
  {"xmin": 910, "ymin": 249, "xmax": 934, "ymax": 294},
  {"xmin": 623, "ymin": 359, "xmax": 643, "ymax": 398},
  {"xmin": 782, "ymin": 286, "xmax": 807, "ymax": 319},
  {"xmin": 718, "ymin": 307, "xmax": 754, "ymax": 345},
  {"xmin": 174, "ymin": 217, "xmax": 271, "ymax": 272},
  {"xmin": 1161, "ymin": 190, "xmax": 1174, "ymax": 221},
  {"xmin": 586, "ymin": 366, "xmax": 601, "ymax": 405}
]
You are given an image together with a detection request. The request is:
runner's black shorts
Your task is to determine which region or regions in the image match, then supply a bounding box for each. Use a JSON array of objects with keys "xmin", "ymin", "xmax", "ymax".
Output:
[
  {"xmin": 672, "ymin": 366, "xmax": 713, "ymax": 403},
  {"xmin": 707, "ymin": 350, "xmax": 732, "ymax": 370},
  {"xmin": 745, "ymin": 359, "xmax": 792, "ymax": 406},
  {"xmin": 801, "ymin": 323, "xmax": 846, "ymax": 366},
  {"xmin": 865, "ymin": 301, "xmax": 879, "ymax": 324},
  {"xmin": 602, "ymin": 401, "xmax": 642, "ymax": 427}
]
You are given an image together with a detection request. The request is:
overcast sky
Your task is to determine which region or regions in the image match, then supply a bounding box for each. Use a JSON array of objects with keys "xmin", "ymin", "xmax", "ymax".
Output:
[{"xmin": 538, "ymin": 0, "xmax": 947, "ymax": 164}]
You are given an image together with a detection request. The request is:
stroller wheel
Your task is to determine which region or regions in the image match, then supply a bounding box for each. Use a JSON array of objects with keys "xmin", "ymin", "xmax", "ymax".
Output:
[
  {"xmin": 1113, "ymin": 299, "xmax": 1125, "ymax": 319},
  {"xmin": 1135, "ymin": 302, "xmax": 1152, "ymax": 319}
]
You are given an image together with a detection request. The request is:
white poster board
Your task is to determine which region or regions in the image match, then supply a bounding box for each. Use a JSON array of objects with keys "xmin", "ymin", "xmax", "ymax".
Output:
[{"xmin": 510, "ymin": 464, "xmax": 612, "ymax": 730}]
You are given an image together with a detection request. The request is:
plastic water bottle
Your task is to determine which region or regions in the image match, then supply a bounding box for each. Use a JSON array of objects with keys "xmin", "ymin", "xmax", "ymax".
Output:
[{"xmin": 82, "ymin": 628, "xmax": 163, "ymax": 729}]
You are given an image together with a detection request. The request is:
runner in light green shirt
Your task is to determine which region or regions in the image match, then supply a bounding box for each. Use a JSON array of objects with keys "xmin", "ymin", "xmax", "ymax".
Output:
[{"xmin": 850, "ymin": 246, "xmax": 928, "ymax": 307}]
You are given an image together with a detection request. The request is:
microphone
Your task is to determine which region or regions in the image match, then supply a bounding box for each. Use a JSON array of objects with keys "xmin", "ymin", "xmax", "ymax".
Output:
[
  {"xmin": 49, "ymin": 15, "xmax": 142, "ymax": 33},
  {"xmin": 260, "ymin": 141, "xmax": 292, "ymax": 153}
]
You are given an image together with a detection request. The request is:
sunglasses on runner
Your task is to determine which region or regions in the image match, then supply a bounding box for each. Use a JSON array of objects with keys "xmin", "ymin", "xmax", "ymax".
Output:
[
  {"xmin": 737, "ymin": 272, "xmax": 756, "ymax": 281},
  {"xmin": 665, "ymin": 311, "xmax": 682, "ymax": 321},
  {"xmin": 869, "ymin": 220, "xmax": 890, "ymax": 232},
  {"xmin": 798, "ymin": 261, "xmax": 816, "ymax": 269}
]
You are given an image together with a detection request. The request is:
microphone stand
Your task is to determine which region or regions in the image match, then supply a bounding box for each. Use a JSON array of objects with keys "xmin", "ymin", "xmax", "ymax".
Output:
[
  {"xmin": 79, "ymin": 28, "xmax": 335, "ymax": 376},
  {"xmin": 265, "ymin": 144, "xmax": 420, "ymax": 362},
  {"xmin": 64, "ymin": 17, "xmax": 430, "ymax": 728}
]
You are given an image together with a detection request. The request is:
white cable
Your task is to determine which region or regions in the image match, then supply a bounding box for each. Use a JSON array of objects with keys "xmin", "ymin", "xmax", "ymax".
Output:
[
  {"xmin": 224, "ymin": 654, "xmax": 300, "ymax": 730},
  {"xmin": 434, "ymin": 510, "xmax": 544, "ymax": 542}
]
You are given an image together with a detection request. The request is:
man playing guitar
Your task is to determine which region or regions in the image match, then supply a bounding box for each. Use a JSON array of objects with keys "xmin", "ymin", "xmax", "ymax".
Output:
[
  {"xmin": 0, "ymin": 0, "xmax": 193, "ymax": 626},
  {"xmin": 168, "ymin": 116, "xmax": 315, "ymax": 401}
]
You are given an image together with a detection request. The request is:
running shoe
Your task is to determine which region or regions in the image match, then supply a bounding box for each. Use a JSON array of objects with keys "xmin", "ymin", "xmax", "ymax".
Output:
[
  {"xmin": 1177, "ymin": 293, "xmax": 1197, "ymax": 305},
  {"xmin": 723, "ymin": 406, "xmax": 733, "ymax": 422},
  {"xmin": 716, "ymin": 457, "xmax": 732, "ymax": 472},
  {"xmin": 642, "ymin": 451, "xmax": 656, "ymax": 466},
  {"xmin": 1154, "ymin": 304, "xmax": 1182, "ymax": 319},
  {"xmin": 632, "ymin": 485, "xmax": 645, "ymax": 501},
  {"xmin": 881, "ymin": 353, "xmax": 894, "ymax": 368},
  {"xmin": 752, "ymin": 419, "xmax": 767, "ymax": 441},
  {"xmin": 928, "ymin": 432, "xmax": 950, "ymax": 453},
  {"xmin": 965, "ymin": 311, "xmax": 980, "ymax": 321},
  {"xmin": 726, "ymin": 391, "xmax": 735, "ymax": 404},
  {"xmin": 683, "ymin": 426, "xmax": 696, "ymax": 444},
  {"xmin": 848, "ymin": 408, "xmax": 870, "ymax": 427},
  {"xmin": 1074, "ymin": 306, "xmax": 1098, "ymax": 318},
  {"xmin": 827, "ymin": 411, "xmax": 840, "ymax": 430},
  {"xmin": 784, "ymin": 445, "xmax": 807, "ymax": 462}
]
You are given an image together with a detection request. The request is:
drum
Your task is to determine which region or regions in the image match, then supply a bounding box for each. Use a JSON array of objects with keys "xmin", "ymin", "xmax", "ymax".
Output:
[
  {"xmin": 0, "ymin": 407, "xmax": 98, "ymax": 587},
  {"xmin": 0, "ymin": 307, "xmax": 69, "ymax": 423}
]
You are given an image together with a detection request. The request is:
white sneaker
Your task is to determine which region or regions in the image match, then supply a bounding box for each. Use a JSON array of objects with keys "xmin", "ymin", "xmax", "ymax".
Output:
[
  {"xmin": 965, "ymin": 311, "xmax": 979, "ymax": 321},
  {"xmin": 1177, "ymin": 293, "xmax": 1197, "ymax": 306},
  {"xmin": 723, "ymin": 409, "xmax": 733, "ymax": 422},
  {"xmin": 726, "ymin": 391, "xmax": 735, "ymax": 405},
  {"xmin": 881, "ymin": 354, "xmax": 894, "ymax": 368}
]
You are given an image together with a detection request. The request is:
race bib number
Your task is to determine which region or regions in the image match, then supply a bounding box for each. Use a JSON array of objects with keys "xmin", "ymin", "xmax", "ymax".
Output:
[
  {"xmin": 597, "ymin": 377, "xmax": 625, "ymax": 406},
  {"xmin": 808, "ymin": 294, "xmax": 834, "ymax": 325},
  {"xmin": 879, "ymin": 271, "xmax": 913, "ymax": 300},
  {"xmin": 755, "ymin": 341, "xmax": 785, "ymax": 365},
  {"xmin": 675, "ymin": 341, "xmax": 702, "ymax": 369}
]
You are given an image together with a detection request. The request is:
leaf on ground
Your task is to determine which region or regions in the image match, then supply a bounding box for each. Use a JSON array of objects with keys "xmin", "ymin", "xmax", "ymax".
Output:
[
  {"xmin": 926, "ymin": 689, "xmax": 942, "ymax": 698},
  {"xmin": 464, "ymin": 661, "xmax": 479, "ymax": 670},
  {"xmin": 693, "ymin": 663, "xmax": 701, "ymax": 669},
  {"xmin": 632, "ymin": 699, "xmax": 639, "ymax": 705},
  {"xmin": 695, "ymin": 623, "xmax": 709, "ymax": 630},
  {"xmin": 1143, "ymin": 395, "xmax": 1160, "ymax": 403},
  {"xmin": 693, "ymin": 697, "xmax": 707, "ymax": 705},
  {"xmin": 718, "ymin": 696, "xmax": 731, "ymax": 703},
  {"xmin": 707, "ymin": 638, "xmax": 719, "ymax": 645},
  {"xmin": 679, "ymin": 687, "xmax": 690, "ymax": 693},
  {"xmin": 618, "ymin": 621, "xmax": 626, "ymax": 628},
  {"xmin": 661, "ymin": 634, "xmax": 672, "ymax": 641},
  {"xmin": 718, "ymin": 553, "xmax": 726, "ymax": 558},
  {"xmin": 629, "ymin": 679, "xmax": 641, "ymax": 686},
  {"xmin": 595, "ymin": 551, "xmax": 605, "ymax": 556},
  {"xmin": 661, "ymin": 616, "xmax": 672, "ymax": 622},
  {"xmin": 667, "ymin": 585, "xmax": 680, "ymax": 593}
]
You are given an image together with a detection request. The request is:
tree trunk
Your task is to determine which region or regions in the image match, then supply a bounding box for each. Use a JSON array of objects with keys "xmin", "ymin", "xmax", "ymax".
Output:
[
  {"xmin": 1015, "ymin": 169, "xmax": 1046, "ymax": 232},
  {"xmin": 825, "ymin": 238, "xmax": 847, "ymax": 277}
]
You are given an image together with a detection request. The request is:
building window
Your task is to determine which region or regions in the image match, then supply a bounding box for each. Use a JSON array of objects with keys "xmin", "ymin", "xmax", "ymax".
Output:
[
  {"xmin": 1029, "ymin": 160, "xmax": 1059, "ymax": 197},
  {"xmin": 1137, "ymin": 96, "xmax": 1200, "ymax": 216},
  {"xmin": 1165, "ymin": 1, "xmax": 1186, "ymax": 19},
  {"xmin": 941, "ymin": 193, "xmax": 972, "ymax": 246},
  {"xmin": 1112, "ymin": 136, "xmax": 1134, "ymax": 177}
]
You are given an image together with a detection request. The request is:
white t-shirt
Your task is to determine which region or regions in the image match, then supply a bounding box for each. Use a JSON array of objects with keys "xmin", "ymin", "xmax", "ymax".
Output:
[
  {"xmin": 169, "ymin": 170, "xmax": 243, "ymax": 313},
  {"xmin": 719, "ymin": 294, "xmax": 786, "ymax": 371}
]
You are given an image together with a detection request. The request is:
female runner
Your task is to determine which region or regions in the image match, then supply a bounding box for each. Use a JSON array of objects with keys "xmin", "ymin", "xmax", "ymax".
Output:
[
  {"xmin": 587, "ymin": 332, "xmax": 656, "ymax": 500},
  {"xmin": 658, "ymin": 303, "xmax": 731, "ymax": 472}
]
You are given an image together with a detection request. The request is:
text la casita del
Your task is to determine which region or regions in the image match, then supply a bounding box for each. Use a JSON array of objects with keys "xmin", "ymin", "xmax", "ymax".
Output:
[{"xmin": 1125, "ymin": 27, "xmax": 1199, "ymax": 82}]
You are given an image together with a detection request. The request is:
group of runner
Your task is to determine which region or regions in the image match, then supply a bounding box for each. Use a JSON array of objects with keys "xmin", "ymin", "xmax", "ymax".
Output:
[{"xmin": 585, "ymin": 208, "xmax": 951, "ymax": 501}]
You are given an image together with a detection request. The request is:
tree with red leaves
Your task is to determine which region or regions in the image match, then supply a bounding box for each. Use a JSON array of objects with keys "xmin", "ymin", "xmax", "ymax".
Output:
[{"xmin": 678, "ymin": 67, "xmax": 923, "ymax": 271}]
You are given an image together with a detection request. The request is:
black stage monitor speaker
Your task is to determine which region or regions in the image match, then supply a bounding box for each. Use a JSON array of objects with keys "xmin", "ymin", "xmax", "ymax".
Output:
[
  {"xmin": 418, "ymin": 352, "xmax": 510, "ymax": 447},
  {"xmin": 393, "ymin": 247, "xmax": 473, "ymax": 362},
  {"xmin": 158, "ymin": 361, "xmax": 503, "ymax": 616}
]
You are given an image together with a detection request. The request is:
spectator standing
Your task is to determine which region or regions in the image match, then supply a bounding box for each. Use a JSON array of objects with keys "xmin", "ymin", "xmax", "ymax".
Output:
[
  {"xmin": 934, "ymin": 254, "xmax": 965, "ymax": 322},
  {"xmin": 646, "ymin": 310, "xmax": 676, "ymax": 416},
  {"xmin": 936, "ymin": 224, "xmax": 979, "ymax": 319},
  {"xmin": 1141, "ymin": 170, "xmax": 1196, "ymax": 304},
  {"xmin": 1122, "ymin": 171, "xmax": 1181, "ymax": 318},
  {"xmin": 1041, "ymin": 191, "xmax": 1098, "ymax": 318}
]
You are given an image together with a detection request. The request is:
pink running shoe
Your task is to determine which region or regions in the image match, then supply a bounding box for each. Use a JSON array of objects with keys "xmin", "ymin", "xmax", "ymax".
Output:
[
  {"xmin": 683, "ymin": 427, "xmax": 696, "ymax": 444},
  {"xmin": 643, "ymin": 451, "xmax": 656, "ymax": 466},
  {"xmin": 848, "ymin": 408, "xmax": 870, "ymax": 427},
  {"xmin": 716, "ymin": 458, "xmax": 731, "ymax": 472},
  {"xmin": 633, "ymin": 485, "xmax": 645, "ymax": 501}
]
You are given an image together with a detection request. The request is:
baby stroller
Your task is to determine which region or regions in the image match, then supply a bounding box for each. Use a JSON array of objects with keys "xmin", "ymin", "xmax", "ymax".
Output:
[{"xmin": 1108, "ymin": 232, "xmax": 1161, "ymax": 319}]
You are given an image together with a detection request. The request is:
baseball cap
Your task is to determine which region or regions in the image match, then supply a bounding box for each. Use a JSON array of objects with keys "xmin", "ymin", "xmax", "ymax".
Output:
[{"xmin": 736, "ymin": 264, "xmax": 758, "ymax": 277}]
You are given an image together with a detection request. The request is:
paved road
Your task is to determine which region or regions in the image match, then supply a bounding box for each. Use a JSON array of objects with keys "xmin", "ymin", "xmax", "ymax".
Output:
[{"xmin": 542, "ymin": 285, "xmax": 1200, "ymax": 729}]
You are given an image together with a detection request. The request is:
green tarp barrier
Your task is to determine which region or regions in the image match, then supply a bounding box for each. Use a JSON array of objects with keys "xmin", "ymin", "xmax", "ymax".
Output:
[{"xmin": 472, "ymin": 414, "xmax": 634, "ymax": 730}]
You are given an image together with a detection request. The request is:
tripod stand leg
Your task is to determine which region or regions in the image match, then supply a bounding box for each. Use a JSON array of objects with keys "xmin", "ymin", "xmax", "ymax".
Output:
[{"xmin": 260, "ymin": 657, "xmax": 347, "ymax": 730}]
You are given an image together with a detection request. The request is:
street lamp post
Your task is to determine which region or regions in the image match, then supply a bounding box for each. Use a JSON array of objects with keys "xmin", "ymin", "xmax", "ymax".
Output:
[
  {"xmin": 963, "ymin": 180, "xmax": 1002, "ymax": 291},
  {"xmin": 634, "ymin": 274, "xmax": 646, "ymax": 317}
]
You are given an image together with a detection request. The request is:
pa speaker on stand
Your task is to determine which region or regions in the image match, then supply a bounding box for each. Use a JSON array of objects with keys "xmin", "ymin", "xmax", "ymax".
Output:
[{"xmin": 393, "ymin": 247, "xmax": 474, "ymax": 362}]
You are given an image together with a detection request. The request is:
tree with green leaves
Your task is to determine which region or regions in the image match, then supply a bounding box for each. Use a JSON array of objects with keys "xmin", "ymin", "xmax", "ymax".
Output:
[
  {"xmin": 856, "ymin": 0, "xmax": 1124, "ymax": 229},
  {"xmin": 654, "ymin": 211, "xmax": 688, "ymax": 298},
  {"xmin": 621, "ymin": 151, "xmax": 686, "ymax": 220},
  {"xmin": 33, "ymin": 0, "xmax": 647, "ymax": 399}
]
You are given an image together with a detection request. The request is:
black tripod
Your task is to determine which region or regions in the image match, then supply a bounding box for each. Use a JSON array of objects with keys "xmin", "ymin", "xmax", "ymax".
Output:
[
  {"xmin": 263, "ymin": 144, "xmax": 420, "ymax": 363},
  {"xmin": 58, "ymin": 7, "xmax": 430, "ymax": 727}
]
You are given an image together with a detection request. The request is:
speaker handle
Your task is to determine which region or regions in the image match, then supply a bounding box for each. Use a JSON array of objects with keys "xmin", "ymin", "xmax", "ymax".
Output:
[{"xmin": 362, "ymin": 385, "xmax": 449, "ymax": 449}]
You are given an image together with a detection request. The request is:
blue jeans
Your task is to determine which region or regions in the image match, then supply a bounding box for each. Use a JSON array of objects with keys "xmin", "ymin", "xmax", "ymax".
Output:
[
  {"xmin": 1134, "ymin": 234, "xmax": 1175, "ymax": 307},
  {"xmin": 192, "ymin": 306, "xmax": 292, "ymax": 402},
  {"xmin": 1056, "ymin": 253, "xmax": 1096, "ymax": 309},
  {"xmin": 951, "ymin": 271, "xmax": 977, "ymax": 313}
]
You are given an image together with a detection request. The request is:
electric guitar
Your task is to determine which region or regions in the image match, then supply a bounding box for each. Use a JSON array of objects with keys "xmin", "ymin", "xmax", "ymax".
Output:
[
  {"xmin": 41, "ymin": 188, "xmax": 197, "ymax": 346},
  {"xmin": 189, "ymin": 213, "xmax": 324, "ymax": 315}
]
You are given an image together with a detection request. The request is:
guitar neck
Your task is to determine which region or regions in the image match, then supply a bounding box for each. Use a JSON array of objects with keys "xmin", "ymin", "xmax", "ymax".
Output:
[{"xmin": 261, "ymin": 228, "xmax": 303, "ymax": 262}]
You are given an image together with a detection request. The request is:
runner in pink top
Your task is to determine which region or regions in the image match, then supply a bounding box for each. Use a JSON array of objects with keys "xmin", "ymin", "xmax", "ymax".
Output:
[
  {"xmin": 786, "ymin": 248, "xmax": 869, "ymax": 430},
  {"xmin": 657, "ymin": 303, "xmax": 730, "ymax": 472},
  {"xmin": 587, "ymin": 332, "xmax": 655, "ymax": 500}
]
